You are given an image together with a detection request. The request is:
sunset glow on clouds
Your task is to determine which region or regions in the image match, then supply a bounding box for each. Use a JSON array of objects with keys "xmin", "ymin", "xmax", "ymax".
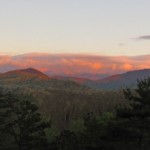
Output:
[{"xmin": 0, "ymin": 53, "xmax": 150, "ymax": 79}]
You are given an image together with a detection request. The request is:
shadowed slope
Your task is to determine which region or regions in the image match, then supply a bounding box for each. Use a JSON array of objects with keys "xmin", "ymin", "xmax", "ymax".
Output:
[{"xmin": 85, "ymin": 69, "xmax": 150, "ymax": 89}]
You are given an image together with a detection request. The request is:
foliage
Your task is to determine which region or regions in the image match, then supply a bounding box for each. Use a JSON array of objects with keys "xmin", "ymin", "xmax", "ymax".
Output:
[
  {"xmin": 117, "ymin": 78, "xmax": 150, "ymax": 149},
  {"xmin": 0, "ymin": 90, "xmax": 50, "ymax": 150},
  {"xmin": 1, "ymin": 77, "xmax": 150, "ymax": 149}
]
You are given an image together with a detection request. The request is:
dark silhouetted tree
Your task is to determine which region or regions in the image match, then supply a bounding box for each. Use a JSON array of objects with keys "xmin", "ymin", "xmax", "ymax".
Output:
[
  {"xmin": 56, "ymin": 130, "xmax": 79, "ymax": 150},
  {"xmin": 116, "ymin": 78, "xmax": 150, "ymax": 149},
  {"xmin": 0, "ymin": 91, "xmax": 50, "ymax": 150},
  {"xmin": 80, "ymin": 112, "xmax": 115, "ymax": 150}
]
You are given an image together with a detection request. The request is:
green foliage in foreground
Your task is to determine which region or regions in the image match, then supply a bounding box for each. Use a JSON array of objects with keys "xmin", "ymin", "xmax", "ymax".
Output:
[
  {"xmin": 0, "ymin": 77, "xmax": 150, "ymax": 149},
  {"xmin": 0, "ymin": 91, "xmax": 50, "ymax": 150}
]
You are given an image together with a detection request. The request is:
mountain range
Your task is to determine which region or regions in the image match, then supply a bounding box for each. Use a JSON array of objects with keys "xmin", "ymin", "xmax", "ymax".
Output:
[
  {"xmin": 0, "ymin": 68, "xmax": 88, "ymax": 91},
  {"xmin": 0, "ymin": 67, "xmax": 150, "ymax": 90},
  {"xmin": 1, "ymin": 53, "xmax": 150, "ymax": 80},
  {"xmin": 85, "ymin": 69, "xmax": 150, "ymax": 89}
]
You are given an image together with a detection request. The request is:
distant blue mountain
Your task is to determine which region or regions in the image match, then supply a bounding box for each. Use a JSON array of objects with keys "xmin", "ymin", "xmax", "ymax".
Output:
[{"xmin": 84, "ymin": 69, "xmax": 150, "ymax": 90}]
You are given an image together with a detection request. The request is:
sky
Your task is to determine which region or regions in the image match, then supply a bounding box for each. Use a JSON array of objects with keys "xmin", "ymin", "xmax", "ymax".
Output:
[{"xmin": 0, "ymin": 0, "xmax": 150, "ymax": 56}]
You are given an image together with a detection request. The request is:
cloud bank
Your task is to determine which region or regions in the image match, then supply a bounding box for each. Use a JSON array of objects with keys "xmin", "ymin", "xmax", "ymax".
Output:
[{"xmin": 0, "ymin": 53, "xmax": 150, "ymax": 79}]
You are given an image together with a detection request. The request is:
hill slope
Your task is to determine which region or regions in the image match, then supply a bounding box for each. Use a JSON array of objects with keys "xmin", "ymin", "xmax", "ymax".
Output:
[
  {"xmin": 0, "ymin": 68, "xmax": 50, "ymax": 80},
  {"xmin": 84, "ymin": 69, "xmax": 150, "ymax": 90},
  {"xmin": 0, "ymin": 68, "xmax": 89, "ymax": 91}
]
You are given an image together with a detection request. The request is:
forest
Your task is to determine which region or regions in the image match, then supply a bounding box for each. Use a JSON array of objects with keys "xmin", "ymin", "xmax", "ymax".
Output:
[{"xmin": 0, "ymin": 77, "xmax": 150, "ymax": 150}]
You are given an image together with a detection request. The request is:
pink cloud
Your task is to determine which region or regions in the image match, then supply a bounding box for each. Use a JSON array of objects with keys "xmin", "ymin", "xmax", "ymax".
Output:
[{"xmin": 0, "ymin": 53, "xmax": 150, "ymax": 78}]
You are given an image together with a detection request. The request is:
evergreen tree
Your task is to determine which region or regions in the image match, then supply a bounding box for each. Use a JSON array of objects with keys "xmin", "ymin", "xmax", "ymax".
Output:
[
  {"xmin": 0, "ymin": 91, "xmax": 50, "ymax": 150},
  {"xmin": 0, "ymin": 91, "xmax": 18, "ymax": 149},
  {"xmin": 80, "ymin": 113, "xmax": 114, "ymax": 150},
  {"xmin": 116, "ymin": 78, "xmax": 150, "ymax": 149},
  {"xmin": 56, "ymin": 130, "xmax": 79, "ymax": 150}
]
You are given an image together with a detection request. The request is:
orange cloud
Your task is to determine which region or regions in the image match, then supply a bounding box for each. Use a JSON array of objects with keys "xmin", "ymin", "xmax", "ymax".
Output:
[
  {"xmin": 122, "ymin": 63, "xmax": 133, "ymax": 70},
  {"xmin": 0, "ymin": 53, "xmax": 150, "ymax": 79},
  {"xmin": 38, "ymin": 67, "xmax": 49, "ymax": 72},
  {"xmin": 92, "ymin": 63, "xmax": 102, "ymax": 70},
  {"xmin": 111, "ymin": 64, "xmax": 117, "ymax": 70},
  {"xmin": 0, "ymin": 56, "xmax": 11, "ymax": 64}
]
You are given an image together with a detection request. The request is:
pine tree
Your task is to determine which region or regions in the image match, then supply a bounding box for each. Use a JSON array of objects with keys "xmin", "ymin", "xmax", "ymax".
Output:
[
  {"xmin": 117, "ymin": 78, "xmax": 150, "ymax": 149},
  {"xmin": 0, "ymin": 90, "xmax": 18, "ymax": 149},
  {"xmin": 0, "ymin": 90, "xmax": 50, "ymax": 150}
]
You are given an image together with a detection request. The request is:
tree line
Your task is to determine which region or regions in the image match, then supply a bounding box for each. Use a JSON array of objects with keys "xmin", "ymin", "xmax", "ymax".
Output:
[{"xmin": 0, "ymin": 78, "xmax": 150, "ymax": 149}]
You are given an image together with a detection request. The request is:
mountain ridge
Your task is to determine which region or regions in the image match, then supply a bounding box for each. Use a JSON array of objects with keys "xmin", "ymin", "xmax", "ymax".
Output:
[
  {"xmin": 0, "ymin": 68, "xmax": 50, "ymax": 80},
  {"xmin": 0, "ymin": 67, "xmax": 150, "ymax": 90},
  {"xmin": 84, "ymin": 68, "xmax": 150, "ymax": 89}
]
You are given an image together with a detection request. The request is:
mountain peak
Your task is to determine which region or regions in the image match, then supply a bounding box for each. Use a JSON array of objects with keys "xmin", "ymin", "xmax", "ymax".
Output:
[
  {"xmin": 2, "ymin": 68, "xmax": 50, "ymax": 80},
  {"xmin": 21, "ymin": 68, "xmax": 44, "ymax": 75}
]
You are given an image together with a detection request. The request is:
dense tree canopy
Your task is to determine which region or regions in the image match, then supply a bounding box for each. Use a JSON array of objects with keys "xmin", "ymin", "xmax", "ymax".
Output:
[
  {"xmin": 1, "ymin": 77, "xmax": 150, "ymax": 150},
  {"xmin": 0, "ymin": 90, "xmax": 50, "ymax": 150}
]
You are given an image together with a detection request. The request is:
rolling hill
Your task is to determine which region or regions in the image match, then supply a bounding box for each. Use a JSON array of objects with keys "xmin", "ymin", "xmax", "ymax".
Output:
[
  {"xmin": 0, "ymin": 67, "xmax": 150, "ymax": 90},
  {"xmin": 84, "ymin": 69, "xmax": 150, "ymax": 90},
  {"xmin": 0, "ymin": 68, "xmax": 50, "ymax": 80},
  {"xmin": 0, "ymin": 68, "xmax": 89, "ymax": 92}
]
